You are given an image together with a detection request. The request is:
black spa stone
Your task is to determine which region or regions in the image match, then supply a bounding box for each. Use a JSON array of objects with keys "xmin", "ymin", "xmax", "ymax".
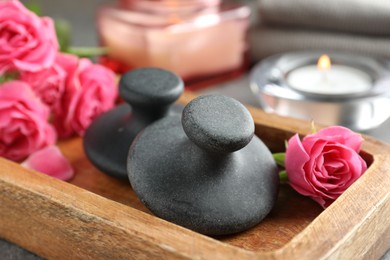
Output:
[
  {"xmin": 127, "ymin": 95, "xmax": 279, "ymax": 236},
  {"xmin": 83, "ymin": 68, "xmax": 184, "ymax": 179}
]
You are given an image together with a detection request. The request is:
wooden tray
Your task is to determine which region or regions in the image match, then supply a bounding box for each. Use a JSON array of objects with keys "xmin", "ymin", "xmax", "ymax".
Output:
[{"xmin": 1, "ymin": 92, "xmax": 389, "ymax": 259}]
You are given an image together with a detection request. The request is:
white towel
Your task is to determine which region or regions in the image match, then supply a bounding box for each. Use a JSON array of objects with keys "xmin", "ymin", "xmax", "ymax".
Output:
[
  {"xmin": 249, "ymin": 26, "xmax": 390, "ymax": 60},
  {"xmin": 249, "ymin": 26, "xmax": 390, "ymax": 61},
  {"xmin": 258, "ymin": 0, "xmax": 390, "ymax": 36}
]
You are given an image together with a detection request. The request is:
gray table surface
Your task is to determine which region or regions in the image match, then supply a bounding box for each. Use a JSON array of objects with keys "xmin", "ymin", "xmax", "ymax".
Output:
[{"xmin": 3, "ymin": 1, "xmax": 389, "ymax": 259}]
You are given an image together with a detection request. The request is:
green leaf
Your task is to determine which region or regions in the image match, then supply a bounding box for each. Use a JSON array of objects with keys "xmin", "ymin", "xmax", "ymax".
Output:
[
  {"xmin": 311, "ymin": 120, "xmax": 317, "ymax": 134},
  {"xmin": 66, "ymin": 47, "xmax": 108, "ymax": 58},
  {"xmin": 0, "ymin": 72, "xmax": 20, "ymax": 84},
  {"xmin": 55, "ymin": 19, "xmax": 71, "ymax": 52},
  {"xmin": 272, "ymin": 152, "xmax": 286, "ymax": 167},
  {"xmin": 25, "ymin": 1, "xmax": 42, "ymax": 16},
  {"xmin": 279, "ymin": 170, "xmax": 288, "ymax": 184}
]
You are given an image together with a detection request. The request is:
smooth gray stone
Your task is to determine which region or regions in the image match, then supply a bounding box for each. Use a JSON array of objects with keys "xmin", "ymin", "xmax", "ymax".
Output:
[
  {"xmin": 83, "ymin": 68, "xmax": 183, "ymax": 179},
  {"xmin": 0, "ymin": 239, "xmax": 42, "ymax": 260},
  {"xmin": 128, "ymin": 95, "xmax": 279, "ymax": 235},
  {"xmin": 182, "ymin": 95, "xmax": 254, "ymax": 153},
  {"xmin": 119, "ymin": 68, "xmax": 184, "ymax": 108}
]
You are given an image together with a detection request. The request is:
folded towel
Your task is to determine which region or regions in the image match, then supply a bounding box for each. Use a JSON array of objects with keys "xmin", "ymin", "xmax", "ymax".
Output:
[
  {"xmin": 258, "ymin": 0, "xmax": 390, "ymax": 36},
  {"xmin": 249, "ymin": 26, "xmax": 390, "ymax": 61}
]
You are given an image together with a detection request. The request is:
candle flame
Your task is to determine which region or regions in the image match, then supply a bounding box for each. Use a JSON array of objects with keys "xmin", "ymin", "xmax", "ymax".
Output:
[{"xmin": 317, "ymin": 55, "xmax": 331, "ymax": 71}]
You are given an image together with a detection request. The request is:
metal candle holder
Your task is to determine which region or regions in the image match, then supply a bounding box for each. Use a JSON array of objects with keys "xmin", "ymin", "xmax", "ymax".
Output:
[{"xmin": 250, "ymin": 51, "xmax": 390, "ymax": 131}]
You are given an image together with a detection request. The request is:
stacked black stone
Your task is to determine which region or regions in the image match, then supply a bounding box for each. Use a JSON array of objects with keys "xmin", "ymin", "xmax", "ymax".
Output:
[
  {"xmin": 83, "ymin": 68, "xmax": 184, "ymax": 179},
  {"xmin": 128, "ymin": 95, "xmax": 279, "ymax": 235}
]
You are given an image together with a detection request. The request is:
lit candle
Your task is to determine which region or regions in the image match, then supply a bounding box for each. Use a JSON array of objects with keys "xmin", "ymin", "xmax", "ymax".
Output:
[{"xmin": 287, "ymin": 55, "xmax": 372, "ymax": 95}]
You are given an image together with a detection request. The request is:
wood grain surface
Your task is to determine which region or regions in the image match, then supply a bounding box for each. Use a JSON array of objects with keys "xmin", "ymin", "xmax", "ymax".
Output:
[{"xmin": 0, "ymin": 91, "xmax": 389, "ymax": 259}]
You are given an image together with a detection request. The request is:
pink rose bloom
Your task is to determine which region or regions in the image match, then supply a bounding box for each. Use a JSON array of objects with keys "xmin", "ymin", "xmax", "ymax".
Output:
[
  {"xmin": 0, "ymin": 81, "xmax": 56, "ymax": 161},
  {"xmin": 285, "ymin": 126, "xmax": 367, "ymax": 208},
  {"xmin": 20, "ymin": 53, "xmax": 67, "ymax": 113},
  {"xmin": 54, "ymin": 54, "xmax": 117, "ymax": 137},
  {"xmin": 22, "ymin": 145, "xmax": 74, "ymax": 181},
  {"xmin": 0, "ymin": 0, "xmax": 58, "ymax": 73}
]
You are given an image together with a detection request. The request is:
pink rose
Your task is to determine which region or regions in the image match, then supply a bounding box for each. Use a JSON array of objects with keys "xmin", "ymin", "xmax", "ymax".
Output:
[
  {"xmin": 285, "ymin": 126, "xmax": 367, "ymax": 208},
  {"xmin": 53, "ymin": 54, "xmax": 117, "ymax": 137},
  {"xmin": 0, "ymin": 0, "xmax": 58, "ymax": 73},
  {"xmin": 0, "ymin": 81, "xmax": 56, "ymax": 161},
  {"xmin": 22, "ymin": 145, "xmax": 74, "ymax": 181},
  {"xmin": 20, "ymin": 53, "xmax": 67, "ymax": 113}
]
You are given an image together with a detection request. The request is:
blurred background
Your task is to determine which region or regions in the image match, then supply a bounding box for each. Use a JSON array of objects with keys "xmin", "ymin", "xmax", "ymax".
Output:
[{"xmin": 18, "ymin": 0, "xmax": 390, "ymax": 142}]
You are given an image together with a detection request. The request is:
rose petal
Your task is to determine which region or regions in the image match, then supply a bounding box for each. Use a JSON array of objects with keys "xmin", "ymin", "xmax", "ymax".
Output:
[
  {"xmin": 311, "ymin": 196, "xmax": 332, "ymax": 208},
  {"xmin": 0, "ymin": 1, "xmax": 58, "ymax": 73},
  {"xmin": 307, "ymin": 126, "xmax": 364, "ymax": 152},
  {"xmin": 285, "ymin": 134, "xmax": 316, "ymax": 196},
  {"xmin": 53, "ymin": 54, "xmax": 117, "ymax": 137},
  {"xmin": 21, "ymin": 145, "xmax": 74, "ymax": 181},
  {"xmin": 0, "ymin": 81, "xmax": 57, "ymax": 161},
  {"xmin": 0, "ymin": 81, "xmax": 50, "ymax": 118},
  {"xmin": 20, "ymin": 53, "xmax": 67, "ymax": 111},
  {"xmin": 285, "ymin": 126, "xmax": 367, "ymax": 208}
]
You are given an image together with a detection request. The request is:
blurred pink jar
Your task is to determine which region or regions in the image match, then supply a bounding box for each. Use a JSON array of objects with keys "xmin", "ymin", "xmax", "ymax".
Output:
[{"xmin": 97, "ymin": 0, "xmax": 250, "ymax": 87}]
